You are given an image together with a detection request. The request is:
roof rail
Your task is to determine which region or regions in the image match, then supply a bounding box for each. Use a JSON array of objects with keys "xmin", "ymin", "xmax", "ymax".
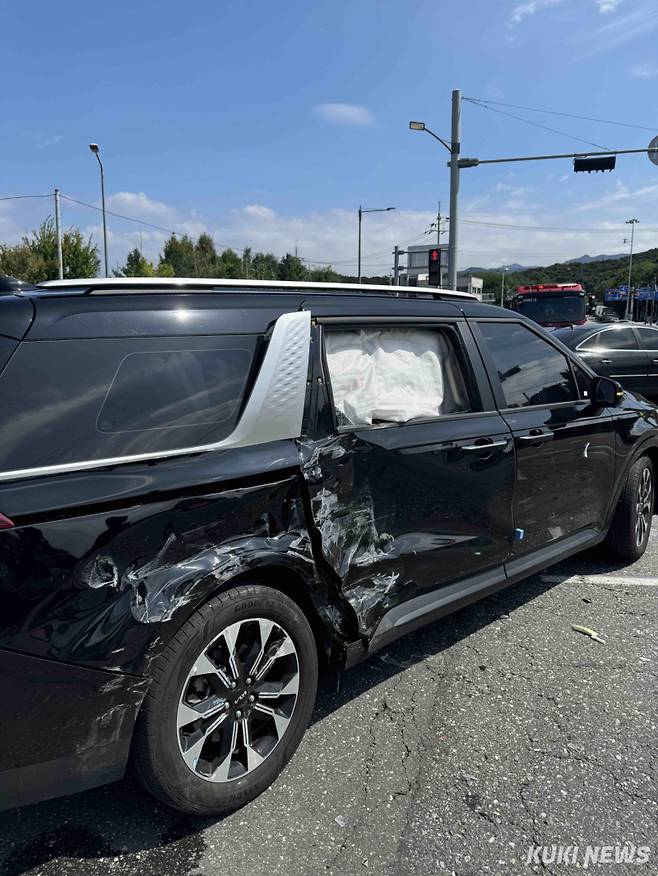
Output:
[{"xmin": 36, "ymin": 276, "xmax": 477, "ymax": 301}]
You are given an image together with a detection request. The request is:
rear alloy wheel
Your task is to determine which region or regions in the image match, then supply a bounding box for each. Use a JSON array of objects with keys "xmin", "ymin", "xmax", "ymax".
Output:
[
  {"xmin": 634, "ymin": 465, "xmax": 653, "ymax": 549},
  {"xmin": 177, "ymin": 618, "xmax": 300, "ymax": 783},
  {"xmin": 605, "ymin": 456, "xmax": 654, "ymax": 562},
  {"xmin": 134, "ymin": 584, "xmax": 318, "ymax": 815}
]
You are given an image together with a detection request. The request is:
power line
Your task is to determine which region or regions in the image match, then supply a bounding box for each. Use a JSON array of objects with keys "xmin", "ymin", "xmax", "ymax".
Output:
[
  {"xmin": 464, "ymin": 98, "xmax": 610, "ymax": 151},
  {"xmin": 462, "ymin": 216, "xmax": 658, "ymax": 233},
  {"xmin": 464, "ymin": 98, "xmax": 657, "ymax": 134},
  {"xmin": 0, "ymin": 194, "xmax": 52, "ymax": 202}
]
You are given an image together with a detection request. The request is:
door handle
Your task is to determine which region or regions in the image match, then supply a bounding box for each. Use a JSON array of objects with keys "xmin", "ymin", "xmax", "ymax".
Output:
[
  {"xmin": 460, "ymin": 439, "xmax": 507, "ymax": 453},
  {"xmin": 652, "ymin": 359, "xmax": 658, "ymax": 364},
  {"xmin": 517, "ymin": 430, "xmax": 554, "ymax": 445},
  {"xmin": 600, "ymin": 359, "xmax": 613, "ymax": 364}
]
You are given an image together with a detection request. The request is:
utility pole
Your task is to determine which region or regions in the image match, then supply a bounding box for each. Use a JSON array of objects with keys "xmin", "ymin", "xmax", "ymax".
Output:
[
  {"xmin": 448, "ymin": 89, "xmax": 461, "ymax": 290},
  {"xmin": 393, "ymin": 245, "xmax": 407, "ymax": 285},
  {"xmin": 500, "ymin": 266, "xmax": 507, "ymax": 307},
  {"xmin": 54, "ymin": 188, "xmax": 64, "ymax": 280},
  {"xmin": 625, "ymin": 218, "xmax": 639, "ymax": 320}
]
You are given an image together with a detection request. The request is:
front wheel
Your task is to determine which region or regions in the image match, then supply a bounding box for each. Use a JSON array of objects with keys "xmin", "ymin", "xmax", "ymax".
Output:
[
  {"xmin": 605, "ymin": 456, "xmax": 654, "ymax": 563},
  {"xmin": 134, "ymin": 583, "xmax": 318, "ymax": 815}
]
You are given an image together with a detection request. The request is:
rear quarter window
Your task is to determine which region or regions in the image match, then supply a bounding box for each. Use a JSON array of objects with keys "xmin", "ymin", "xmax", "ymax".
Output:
[{"xmin": 0, "ymin": 336, "xmax": 257, "ymax": 473}]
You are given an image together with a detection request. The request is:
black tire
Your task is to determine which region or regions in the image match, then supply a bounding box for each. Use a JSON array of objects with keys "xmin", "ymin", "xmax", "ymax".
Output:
[
  {"xmin": 604, "ymin": 455, "xmax": 654, "ymax": 563},
  {"xmin": 133, "ymin": 583, "xmax": 318, "ymax": 815}
]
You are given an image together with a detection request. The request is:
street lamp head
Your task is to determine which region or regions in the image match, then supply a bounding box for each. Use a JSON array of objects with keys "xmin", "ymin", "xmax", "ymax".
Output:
[
  {"xmin": 89, "ymin": 143, "xmax": 99, "ymax": 153},
  {"xmin": 385, "ymin": 207, "xmax": 395, "ymax": 211},
  {"xmin": 409, "ymin": 121, "xmax": 426, "ymax": 131}
]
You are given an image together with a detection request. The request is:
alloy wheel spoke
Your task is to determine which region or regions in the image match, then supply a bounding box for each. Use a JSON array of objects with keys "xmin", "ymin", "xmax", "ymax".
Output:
[
  {"xmin": 180, "ymin": 711, "xmax": 228, "ymax": 770},
  {"xmin": 255, "ymin": 636, "xmax": 297, "ymax": 682},
  {"xmin": 190, "ymin": 652, "xmax": 232, "ymax": 689},
  {"xmin": 177, "ymin": 697, "xmax": 226, "ymax": 727},
  {"xmin": 248, "ymin": 618, "xmax": 275, "ymax": 678},
  {"xmin": 212, "ymin": 718, "xmax": 239, "ymax": 782},
  {"xmin": 222, "ymin": 623, "xmax": 243, "ymax": 682},
  {"xmin": 256, "ymin": 674, "xmax": 300, "ymax": 700},
  {"xmin": 253, "ymin": 702, "xmax": 292, "ymax": 739},
  {"xmin": 241, "ymin": 717, "xmax": 265, "ymax": 771}
]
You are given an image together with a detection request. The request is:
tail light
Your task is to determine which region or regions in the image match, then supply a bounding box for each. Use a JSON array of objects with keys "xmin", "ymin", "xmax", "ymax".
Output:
[{"xmin": 0, "ymin": 513, "xmax": 14, "ymax": 530}]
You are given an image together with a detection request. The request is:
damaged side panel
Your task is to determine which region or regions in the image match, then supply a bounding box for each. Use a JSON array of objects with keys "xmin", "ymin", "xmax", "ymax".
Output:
[{"xmin": 0, "ymin": 446, "xmax": 350, "ymax": 676}]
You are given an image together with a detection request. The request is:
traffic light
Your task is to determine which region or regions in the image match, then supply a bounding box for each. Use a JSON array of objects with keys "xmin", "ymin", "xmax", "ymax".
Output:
[
  {"xmin": 428, "ymin": 247, "xmax": 441, "ymax": 287},
  {"xmin": 573, "ymin": 156, "xmax": 616, "ymax": 173}
]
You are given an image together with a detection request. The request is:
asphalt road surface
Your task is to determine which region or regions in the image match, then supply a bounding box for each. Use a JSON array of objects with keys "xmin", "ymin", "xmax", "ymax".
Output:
[{"xmin": 2, "ymin": 532, "xmax": 656, "ymax": 876}]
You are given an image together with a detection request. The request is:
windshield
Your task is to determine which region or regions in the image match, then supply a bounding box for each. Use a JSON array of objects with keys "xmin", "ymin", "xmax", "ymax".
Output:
[{"xmin": 517, "ymin": 295, "xmax": 586, "ymax": 325}]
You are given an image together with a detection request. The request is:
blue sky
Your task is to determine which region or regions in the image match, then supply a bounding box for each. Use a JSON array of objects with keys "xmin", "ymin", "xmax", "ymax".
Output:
[{"xmin": 3, "ymin": 0, "xmax": 658, "ymax": 274}]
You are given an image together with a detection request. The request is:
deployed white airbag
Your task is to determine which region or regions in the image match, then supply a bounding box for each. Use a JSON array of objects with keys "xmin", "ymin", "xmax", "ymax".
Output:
[{"xmin": 325, "ymin": 329, "xmax": 456, "ymax": 426}]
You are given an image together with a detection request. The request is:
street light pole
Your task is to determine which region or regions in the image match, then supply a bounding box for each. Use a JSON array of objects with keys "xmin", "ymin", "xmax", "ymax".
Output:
[
  {"xmin": 54, "ymin": 188, "xmax": 64, "ymax": 280},
  {"xmin": 89, "ymin": 143, "xmax": 109, "ymax": 277},
  {"xmin": 358, "ymin": 207, "xmax": 362, "ymax": 283},
  {"xmin": 448, "ymin": 89, "xmax": 461, "ymax": 290},
  {"xmin": 625, "ymin": 218, "xmax": 639, "ymax": 320},
  {"xmin": 500, "ymin": 266, "xmax": 508, "ymax": 307},
  {"xmin": 357, "ymin": 206, "xmax": 395, "ymax": 283}
]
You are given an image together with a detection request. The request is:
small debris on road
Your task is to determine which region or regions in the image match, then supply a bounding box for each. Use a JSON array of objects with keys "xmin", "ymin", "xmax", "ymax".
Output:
[{"xmin": 571, "ymin": 624, "xmax": 606, "ymax": 644}]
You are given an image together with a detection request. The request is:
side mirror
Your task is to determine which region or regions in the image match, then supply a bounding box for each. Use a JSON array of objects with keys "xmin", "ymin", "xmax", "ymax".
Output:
[{"xmin": 589, "ymin": 375, "xmax": 622, "ymax": 407}]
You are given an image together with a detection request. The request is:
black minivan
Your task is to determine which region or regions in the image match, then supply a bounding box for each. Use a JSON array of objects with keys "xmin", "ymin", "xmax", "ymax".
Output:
[{"xmin": 1, "ymin": 277, "xmax": 656, "ymax": 816}]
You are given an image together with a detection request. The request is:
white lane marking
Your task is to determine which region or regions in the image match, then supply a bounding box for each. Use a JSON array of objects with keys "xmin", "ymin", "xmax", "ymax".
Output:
[{"xmin": 541, "ymin": 573, "xmax": 658, "ymax": 587}]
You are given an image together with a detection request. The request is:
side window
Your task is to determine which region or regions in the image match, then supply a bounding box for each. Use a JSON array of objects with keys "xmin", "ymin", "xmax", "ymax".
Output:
[
  {"xmin": 478, "ymin": 322, "xmax": 578, "ymax": 408},
  {"xmin": 596, "ymin": 328, "xmax": 638, "ymax": 350},
  {"xmin": 636, "ymin": 328, "xmax": 658, "ymax": 351},
  {"xmin": 324, "ymin": 327, "xmax": 471, "ymax": 428},
  {"xmin": 0, "ymin": 336, "xmax": 257, "ymax": 472}
]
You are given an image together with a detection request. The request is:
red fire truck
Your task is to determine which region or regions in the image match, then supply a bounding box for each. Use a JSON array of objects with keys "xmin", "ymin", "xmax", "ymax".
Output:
[{"xmin": 511, "ymin": 283, "xmax": 587, "ymax": 328}]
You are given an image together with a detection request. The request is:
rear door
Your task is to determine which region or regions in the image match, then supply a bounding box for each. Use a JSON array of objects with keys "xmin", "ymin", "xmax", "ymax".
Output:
[
  {"xmin": 577, "ymin": 327, "xmax": 649, "ymax": 393},
  {"xmin": 304, "ymin": 317, "xmax": 515, "ymax": 639},
  {"xmin": 633, "ymin": 326, "xmax": 658, "ymax": 397},
  {"xmin": 473, "ymin": 319, "xmax": 615, "ymax": 558}
]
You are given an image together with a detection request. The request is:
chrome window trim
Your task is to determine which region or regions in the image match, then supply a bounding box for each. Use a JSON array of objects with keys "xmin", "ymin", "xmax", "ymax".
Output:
[{"xmin": 0, "ymin": 310, "xmax": 311, "ymax": 483}]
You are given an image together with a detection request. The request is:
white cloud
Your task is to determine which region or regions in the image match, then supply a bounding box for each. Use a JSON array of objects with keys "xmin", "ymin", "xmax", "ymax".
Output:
[
  {"xmin": 508, "ymin": 0, "xmax": 563, "ymax": 26},
  {"xmin": 574, "ymin": 181, "xmax": 658, "ymax": 212},
  {"xmin": 509, "ymin": 0, "xmax": 623, "ymax": 29},
  {"xmin": 576, "ymin": 3, "xmax": 658, "ymax": 56},
  {"xmin": 628, "ymin": 62, "xmax": 658, "ymax": 78},
  {"xmin": 313, "ymin": 103, "xmax": 375, "ymax": 127},
  {"xmin": 35, "ymin": 134, "xmax": 63, "ymax": 149},
  {"xmin": 241, "ymin": 204, "xmax": 276, "ymax": 220}
]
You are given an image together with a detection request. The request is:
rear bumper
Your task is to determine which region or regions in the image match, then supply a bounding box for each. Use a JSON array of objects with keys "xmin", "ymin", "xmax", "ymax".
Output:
[{"xmin": 0, "ymin": 648, "xmax": 149, "ymax": 811}]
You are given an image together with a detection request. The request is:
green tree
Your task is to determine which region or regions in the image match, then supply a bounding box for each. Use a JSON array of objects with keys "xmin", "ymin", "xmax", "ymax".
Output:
[
  {"xmin": 251, "ymin": 252, "xmax": 280, "ymax": 280},
  {"xmin": 194, "ymin": 233, "xmax": 218, "ymax": 277},
  {"xmin": 0, "ymin": 218, "xmax": 100, "ymax": 283},
  {"xmin": 160, "ymin": 234, "xmax": 196, "ymax": 276},
  {"xmin": 278, "ymin": 253, "xmax": 307, "ymax": 281},
  {"xmin": 242, "ymin": 247, "xmax": 252, "ymax": 279},
  {"xmin": 309, "ymin": 266, "xmax": 340, "ymax": 283},
  {"xmin": 120, "ymin": 248, "xmax": 156, "ymax": 277},
  {"xmin": 217, "ymin": 248, "xmax": 243, "ymax": 278}
]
